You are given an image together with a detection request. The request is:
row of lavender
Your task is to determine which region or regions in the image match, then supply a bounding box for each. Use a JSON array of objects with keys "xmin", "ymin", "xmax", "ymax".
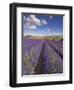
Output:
[
  {"xmin": 22, "ymin": 39, "xmax": 63, "ymax": 75},
  {"xmin": 22, "ymin": 39, "xmax": 44, "ymax": 75},
  {"xmin": 43, "ymin": 41, "xmax": 63, "ymax": 74},
  {"xmin": 47, "ymin": 41, "xmax": 63, "ymax": 59}
]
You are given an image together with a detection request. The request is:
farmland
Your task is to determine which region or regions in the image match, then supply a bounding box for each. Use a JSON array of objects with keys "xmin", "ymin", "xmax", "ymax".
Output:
[{"xmin": 22, "ymin": 36, "xmax": 63, "ymax": 75}]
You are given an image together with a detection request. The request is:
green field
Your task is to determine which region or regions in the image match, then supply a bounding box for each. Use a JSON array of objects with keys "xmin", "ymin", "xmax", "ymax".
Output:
[{"xmin": 24, "ymin": 35, "xmax": 63, "ymax": 41}]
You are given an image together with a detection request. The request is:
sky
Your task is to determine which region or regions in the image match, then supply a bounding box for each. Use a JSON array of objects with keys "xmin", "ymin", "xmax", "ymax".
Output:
[{"xmin": 22, "ymin": 14, "xmax": 63, "ymax": 36}]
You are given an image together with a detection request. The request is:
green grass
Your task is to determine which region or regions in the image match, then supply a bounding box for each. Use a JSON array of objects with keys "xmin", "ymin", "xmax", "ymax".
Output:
[{"xmin": 45, "ymin": 36, "xmax": 63, "ymax": 40}]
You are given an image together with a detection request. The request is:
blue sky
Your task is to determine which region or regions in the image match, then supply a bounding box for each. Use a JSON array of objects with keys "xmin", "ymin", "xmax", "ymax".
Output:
[{"xmin": 23, "ymin": 14, "xmax": 63, "ymax": 36}]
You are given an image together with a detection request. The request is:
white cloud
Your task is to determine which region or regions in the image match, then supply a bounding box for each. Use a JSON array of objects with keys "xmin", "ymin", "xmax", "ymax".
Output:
[
  {"xmin": 23, "ymin": 14, "xmax": 47, "ymax": 30},
  {"xmin": 49, "ymin": 16, "xmax": 53, "ymax": 19},
  {"xmin": 47, "ymin": 32, "xmax": 63, "ymax": 36},
  {"xmin": 54, "ymin": 32, "xmax": 63, "ymax": 36},
  {"xmin": 24, "ymin": 25, "xmax": 37, "ymax": 30},
  {"xmin": 48, "ymin": 28, "xmax": 51, "ymax": 32},
  {"xmin": 29, "ymin": 15, "xmax": 41, "ymax": 26},
  {"xmin": 41, "ymin": 20, "xmax": 47, "ymax": 24},
  {"xmin": 29, "ymin": 25, "xmax": 37, "ymax": 29},
  {"xmin": 25, "ymin": 15, "xmax": 41, "ymax": 26}
]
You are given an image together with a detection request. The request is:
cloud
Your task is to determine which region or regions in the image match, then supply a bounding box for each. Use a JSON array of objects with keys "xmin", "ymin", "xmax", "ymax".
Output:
[
  {"xmin": 24, "ymin": 25, "xmax": 37, "ymax": 30},
  {"xmin": 29, "ymin": 25, "xmax": 37, "ymax": 29},
  {"xmin": 54, "ymin": 32, "xmax": 63, "ymax": 36},
  {"xmin": 47, "ymin": 31, "xmax": 63, "ymax": 36},
  {"xmin": 24, "ymin": 15, "xmax": 41, "ymax": 26},
  {"xmin": 29, "ymin": 15, "xmax": 41, "ymax": 26},
  {"xmin": 23, "ymin": 15, "xmax": 47, "ymax": 30},
  {"xmin": 41, "ymin": 20, "xmax": 47, "ymax": 24},
  {"xmin": 47, "ymin": 28, "xmax": 51, "ymax": 32},
  {"xmin": 49, "ymin": 16, "xmax": 53, "ymax": 19}
]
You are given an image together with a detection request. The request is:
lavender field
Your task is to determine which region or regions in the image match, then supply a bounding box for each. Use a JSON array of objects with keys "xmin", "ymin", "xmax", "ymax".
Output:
[{"xmin": 22, "ymin": 38, "xmax": 63, "ymax": 75}]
